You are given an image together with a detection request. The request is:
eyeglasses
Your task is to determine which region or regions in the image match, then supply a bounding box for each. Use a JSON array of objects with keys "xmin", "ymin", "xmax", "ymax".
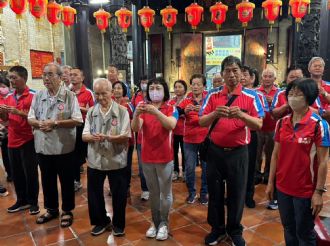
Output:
[{"xmin": 42, "ymin": 72, "xmax": 58, "ymax": 78}]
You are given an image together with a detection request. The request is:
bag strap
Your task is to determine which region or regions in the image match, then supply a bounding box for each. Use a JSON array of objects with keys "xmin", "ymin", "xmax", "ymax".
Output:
[{"xmin": 206, "ymin": 95, "xmax": 239, "ymax": 138}]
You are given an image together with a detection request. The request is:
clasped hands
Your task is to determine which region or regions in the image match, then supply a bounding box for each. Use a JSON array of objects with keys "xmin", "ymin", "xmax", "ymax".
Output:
[
  {"xmin": 0, "ymin": 105, "xmax": 21, "ymax": 115},
  {"xmin": 214, "ymin": 106, "xmax": 244, "ymax": 119}
]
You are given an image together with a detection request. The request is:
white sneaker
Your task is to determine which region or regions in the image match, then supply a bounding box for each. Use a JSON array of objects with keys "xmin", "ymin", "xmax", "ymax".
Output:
[
  {"xmin": 74, "ymin": 181, "xmax": 82, "ymax": 192},
  {"xmin": 141, "ymin": 191, "xmax": 150, "ymax": 201},
  {"xmin": 146, "ymin": 224, "xmax": 157, "ymax": 238},
  {"xmin": 156, "ymin": 225, "xmax": 168, "ymax": 241}
]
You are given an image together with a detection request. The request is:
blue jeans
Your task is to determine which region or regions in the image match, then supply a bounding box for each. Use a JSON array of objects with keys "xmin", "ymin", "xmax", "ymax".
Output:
[
  {"xmin": 136, "ymin": 144, "xmax": 148, "ymax": 192},
  {"xmin": 277, "ymin": 190, "xmax": 316, "ymax": 246},
  {"xmin": 184, "ymin": 142, "xmax": 207, "ymax": 197}
]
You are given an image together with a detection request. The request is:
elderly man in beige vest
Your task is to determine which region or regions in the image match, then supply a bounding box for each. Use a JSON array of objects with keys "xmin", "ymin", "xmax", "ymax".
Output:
[
  {"xmin": 28, "ymin": 62, "xmax": 83, "ymax": 227},
  {"xmin": 82, "ymin": 78, "xmax": 131, "ymax": 237}
]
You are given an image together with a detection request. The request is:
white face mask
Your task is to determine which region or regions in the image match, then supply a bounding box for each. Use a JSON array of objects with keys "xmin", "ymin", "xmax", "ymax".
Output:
[
  {"xmin": 141, "ymin": 83, "xmax": 147, "ymax": 92},
  {"xmin": 288, "ymin": 96, "xmax": 307, "ymax": 112},
  {"xmin": 149, "ymin": 90, "xmax": 164, "ymax": 102}
]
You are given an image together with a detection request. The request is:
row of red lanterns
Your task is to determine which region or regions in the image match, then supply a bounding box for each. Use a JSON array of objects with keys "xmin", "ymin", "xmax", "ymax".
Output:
[{"xmin": 1, "ymin": 0, "xmax": 312, "ymax": 33}]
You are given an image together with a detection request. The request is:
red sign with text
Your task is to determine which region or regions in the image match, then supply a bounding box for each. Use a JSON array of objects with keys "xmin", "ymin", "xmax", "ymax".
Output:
[{"xmin": 30, "ymin": 50, "xmax": 54, "ymax": 78}]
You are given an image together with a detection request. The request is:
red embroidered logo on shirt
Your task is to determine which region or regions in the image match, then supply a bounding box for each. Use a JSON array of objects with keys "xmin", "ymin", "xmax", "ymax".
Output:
[
  {"xmin": 111, "ymin": 118, "xmax": 118, "ymax": 126},
  {"xmin": 58, "ymin": 104, "xmax": 65, "ymax": 111}
]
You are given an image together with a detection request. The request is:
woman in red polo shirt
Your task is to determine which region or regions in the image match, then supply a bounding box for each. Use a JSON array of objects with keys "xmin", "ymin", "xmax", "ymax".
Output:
[
  {"xmin": 113, "ymin": 81, "xmax": 134, "ymax": 195},
  {"xmin": 266, "ymin": 78, "xmax": 330, "ymax": 245},
  {"xmin": 132, "ymin": 77, "xmax": 178, "ymax": 241},
  {"xmin": 168, "ymin": 80, "xmax": 187, "ymax": 181}
]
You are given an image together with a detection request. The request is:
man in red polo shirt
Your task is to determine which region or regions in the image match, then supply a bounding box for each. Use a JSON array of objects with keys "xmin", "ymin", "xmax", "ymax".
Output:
[
  {"xmin": 70, "ymin": 68, "xmax": 95, "ymax": 191},
  {"xmin": 0, "ymin": 66, "xmax": 39, "ymax": 215},
  {"xmin": 200, "ymin": 56, "xmax": 264, "ymax": 246},
  {"xmin": 255, "ymin": 68, "xmax": 279, "ymax": 189}
]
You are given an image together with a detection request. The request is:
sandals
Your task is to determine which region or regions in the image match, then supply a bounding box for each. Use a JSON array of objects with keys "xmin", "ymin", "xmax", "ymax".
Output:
[
  {"xmin": 60, "ymin": 211, "xmax": 73, "ymax": 228},
  {"xmin": 36, "ymin": 212, "xmax": 59, "ymax": 224}
]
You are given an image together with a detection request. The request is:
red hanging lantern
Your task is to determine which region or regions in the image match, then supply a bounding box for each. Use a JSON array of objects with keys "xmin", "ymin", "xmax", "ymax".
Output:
[
  {"xmin": 185, "ymin": 2, "xmax": 204, "ymax": 30},
  {"xmin": 94, "ymin": 8, "xmax": 111, "ymax": 33},
  {"xmin": 160, "ymin": 5, "xmax": 178, "ymax": 33},
  {"xmin": 47, "ymin": 1, "xmax": 62, "ymax": 25},
  {"xmin": 289, "ymin": 0, "xmax": 310, "ymax": 24},
  {"xmin": 210, "ymin": 1, "xmax": 228, "ymax": 31},
  {"xmin": 29, "ymin": 0, "xmax": 47, "ymax": 20},
  {"xmin": 138, "ymin": 6, "xmax": 155, "ymax": 34},
  {"xmin": 236, "ymin": 0, "xmax": 255, "ymax": 27},
  {"xmin": 115, "ymin": 7, "xmax": 132, "ymax": 33},
  {"xmin": 10, "ymin": 0, "xmax": 27, "ymax": 18},
  {"xmin": 262, "ymin": 0, "xmax": 282, "ymax": 26},
  {"xmin": 0, "ymin": 0, "xmax": 8, "ymax": 14},
  {"xmin": 328, "ymin": 0, "xmax": 330, "ymax": 10},
  {"xmin": 62, "ymin": 6, "xmax": 76, "ymax": 28}
]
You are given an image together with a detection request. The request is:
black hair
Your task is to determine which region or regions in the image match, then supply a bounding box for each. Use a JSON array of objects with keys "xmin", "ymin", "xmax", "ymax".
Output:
[
  {"xmin": 146, "ymin": 77, "xmax": 170, "ymax": 102},
  {"xmin": 140, "ymin": 75, "xmax": 148, "ymax": 81},
  {"xmin": 251, "ymin": 68, "xmax": 260, "ymax": 88},
  {"xmin": 0, "ymin": 72, "xmax": 9, "ymax": 87},
  {"xmin": 71, "ymin": 67, "xmax": 84, "ymax": 77},
  {"xmin": 221, "ymin": 56, "xmax": 242, "ymax": 72},
  {"xmin": 285, "ymin": 78, "xmax": 319, "ymax": 106},
  {"xmin": 9, "ymin": 66, "xmax": 28, "ymax": 81},
  {"xmin": 112, "ymin": 81, "xmax": 127, "ymax": 97},
  {"xmin": 286, "ymin": 66, "xmax": 303, "ymax": 77},
  {"xmin": 174, "ymin": 79, "xmax": 188, "ymax": 93},
  {"xmin": 241, "ymin": 65, "xmax": 253, "ymax": 76},
  {"xmin": 190, "ymin": 74, "xmax": 206, "ymax": 86},
  {"xmin": 108, "ymin": 64, "xmax": 118, "ymax": 71}
]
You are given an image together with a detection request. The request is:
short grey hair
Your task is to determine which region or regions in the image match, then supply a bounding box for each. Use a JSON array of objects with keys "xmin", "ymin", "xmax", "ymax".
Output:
[
  {"xmin": 61, "ymin": 65, "xmax": 72, "ymax": 72},
  {"xmin": 93, "ymin": 78, "xmax": 112, "ymax": 91},
  {"xmin": 261, "ymin": 68, "xmax": 277, "ymax": 79},
  {"xmin": 45, "ymin": 62, "xmax": 62, "ymax": 76},
  {"xmin": 308, "ymin": 57, "xmax": 325, "ymax": 69},
  {"xmin": 213, "ymin": 73, "xmax": 223, "ymax": 81}
]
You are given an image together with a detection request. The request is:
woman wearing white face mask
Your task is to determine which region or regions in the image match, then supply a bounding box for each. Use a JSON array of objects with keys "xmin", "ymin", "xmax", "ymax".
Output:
[
  {"xmin": 266, "ymin": 78, "xmax": 330, "ymax": 245},
  {"xmin": 131, "ymin": 78, "xmax": 178, "ymax": 241}
]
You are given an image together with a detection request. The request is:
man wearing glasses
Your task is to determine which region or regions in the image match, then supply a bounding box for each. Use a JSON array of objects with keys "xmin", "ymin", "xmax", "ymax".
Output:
[{"xmin": 28, "ymin": 63, "xmax": 83, "ymax": 227}]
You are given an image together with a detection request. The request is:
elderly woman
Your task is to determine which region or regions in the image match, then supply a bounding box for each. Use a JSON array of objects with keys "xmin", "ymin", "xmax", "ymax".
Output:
[
  {"xmin": 266, "ymin": 78, "xmax": 330, "ymax": 245},
  {"xmin": 132, "ymin": 77, "xmax": 178, "ymax": 241},
  {"xmin": 82, "ymin": 78, "xmax": 131, "ymax": 237}
]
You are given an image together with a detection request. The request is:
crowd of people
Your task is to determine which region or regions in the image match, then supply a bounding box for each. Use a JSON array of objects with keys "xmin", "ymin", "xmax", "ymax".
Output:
[{"xmin": 0, "ymin": 55, "xmax": 328, "ymax": 246}]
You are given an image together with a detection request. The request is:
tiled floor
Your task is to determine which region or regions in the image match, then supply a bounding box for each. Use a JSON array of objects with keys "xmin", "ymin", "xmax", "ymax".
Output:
[{"xmin": 0, "ymin": 152, "xmax": 330, "ymax": 246}]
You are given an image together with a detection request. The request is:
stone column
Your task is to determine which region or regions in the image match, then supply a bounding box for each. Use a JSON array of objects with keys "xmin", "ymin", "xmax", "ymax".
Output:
[
  {"xmin": 319, "ymin": 0, "xmax": 330, "ymax": 80},
  {"xmin": 72, "ymin": 0, "xmax": 93, "ymax": 88}
]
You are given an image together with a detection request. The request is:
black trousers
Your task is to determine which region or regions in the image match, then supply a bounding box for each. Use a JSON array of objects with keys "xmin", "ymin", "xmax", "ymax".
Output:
[
  {"xmin": 73, "ymin": 125, "xmax": 87, "ymax": 182},
  {"xmin": 88, "ymin": 166, "xmax": 128, "ymax": 229},
  {"xmin": 37, "ymin": 152, "xmax": 75, "ymax": 213},
  {"xmin": 173, "ymin": 134, "xmax": 185, "ymax": 173},
  {"xmin": 246, "ymin": 131, "xmax": 258, "ymax": 201},
  {"xmin": 1, "ymin": 136, "xmax": 12, "ymax": 179},
  {"xmin": 8, "ymin": 140, "xmax": 39, "ymax": 206},
  {"xmin": 207, "ymin": 142, "xmax": 248, "ymax": 236},
  {"xmin": 126, "ymin": 145, "xmax": 134, "ymax": 189}
]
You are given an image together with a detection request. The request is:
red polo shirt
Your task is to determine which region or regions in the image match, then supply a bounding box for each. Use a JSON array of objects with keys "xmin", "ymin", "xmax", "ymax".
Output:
[
  {"xmin": 179, "ymin": 91, "xmax": 208, "ymax": 143},
  {"xmin": 274, "ymin": 110, "xmax": 330, "ymax": 198},
  {"xmin": 74, "ymin": 85, "xmax": 94, "ymax": 121},
  {"xmin": 140, "ymin": 103, "xmax": 178, "ymax": 164},
  {"xmin": 131, "ymin": 91, "xmax": 146, "ymax": 145},
  {"xmin": 257, "ymin": 85, "xmax": 279, "ymax": 132},
  {"xmin": 4, "ymin": 87, "xmax": 35, "ymax": 148},
  {"xmin": 319, "ymin": 80, "xmax": 330, "ymax": 109},
  {"xmin": 119, "ymin": 100, "xmax": 134, "ymax": 147},
  {"xmin": 169, "ymin": 97, "xmax": 185, "ymax": 136},
  {"xmin": 201, "ymin": 84, "xmax": 264, "ymax": 147}
]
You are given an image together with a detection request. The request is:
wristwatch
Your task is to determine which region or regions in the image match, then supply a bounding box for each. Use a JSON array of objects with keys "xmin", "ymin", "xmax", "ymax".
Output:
[{"xmin": 315, "ymin": 187, "xmax": 327, "ymax": 195}]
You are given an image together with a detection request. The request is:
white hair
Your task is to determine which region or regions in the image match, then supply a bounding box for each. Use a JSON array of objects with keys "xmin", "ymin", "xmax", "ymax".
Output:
[
  {"xmin": 308, "ymin": 57, "xmax": 325, "ymax": 69},
  {"xmin": 61, "ymin": 65, "xmax": 72, "ymax": 72},
  {"xmin": 213, "ymin": 73, "xmax": 222, "ymax": 81},
  {"xmin": 93, "ymin": 78, "xmax": 112, "ymax": 91},
  {"xmin": 261, "ymin": 68, "xmax": 277, "ymax": 78}
]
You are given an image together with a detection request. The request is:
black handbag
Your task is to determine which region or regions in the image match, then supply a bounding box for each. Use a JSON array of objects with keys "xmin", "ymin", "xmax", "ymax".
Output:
[{"xmin": 199, "ymin": 95, "xmax": 238, "ymax": 162}]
